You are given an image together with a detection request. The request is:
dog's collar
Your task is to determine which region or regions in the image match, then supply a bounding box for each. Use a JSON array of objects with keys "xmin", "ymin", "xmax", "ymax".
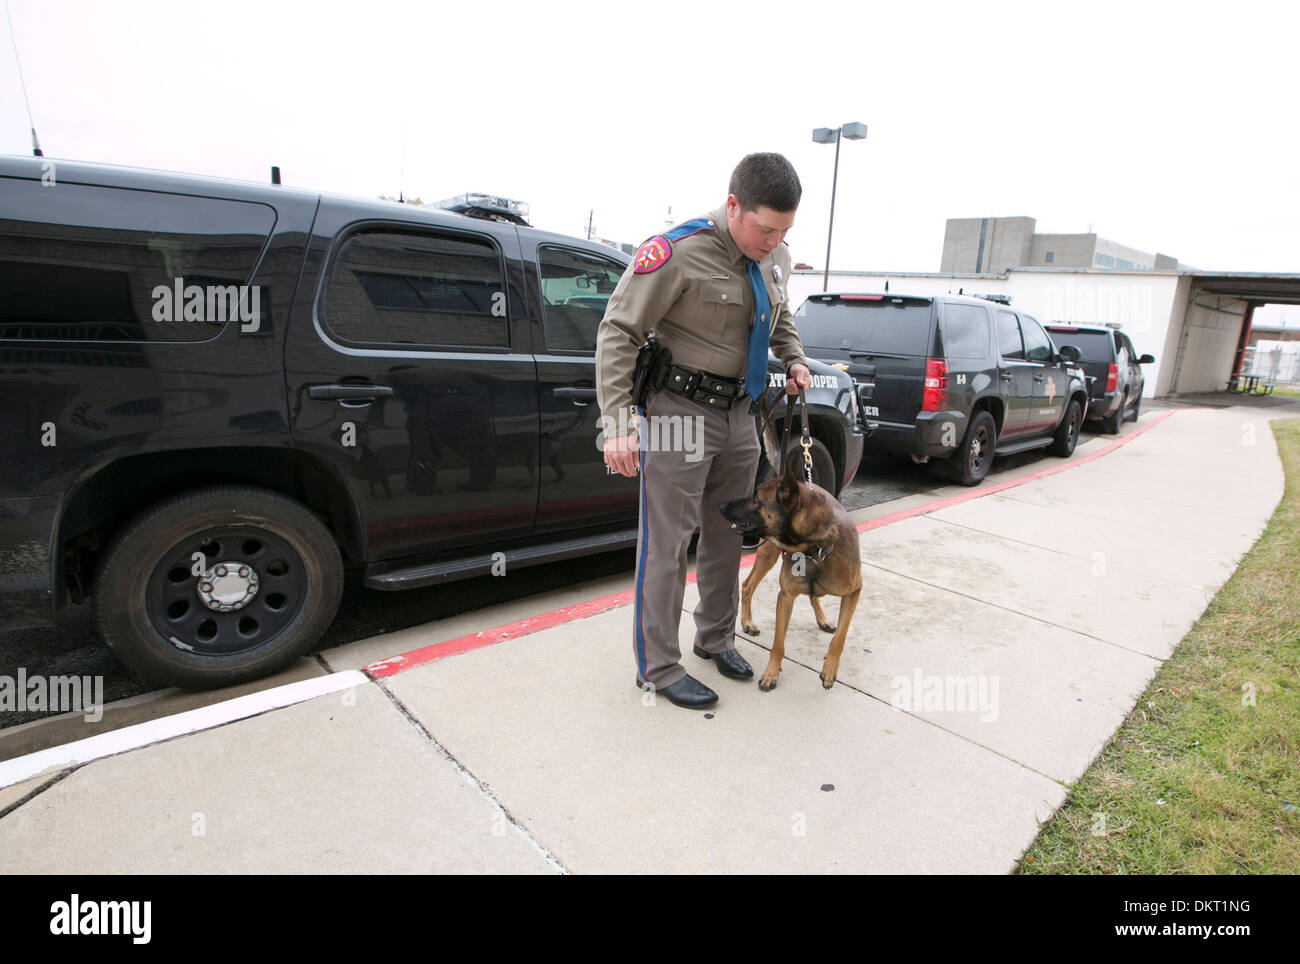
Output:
[{"xmin": 782, "ymin": 543, "xmax": 829, "ymax": 564}]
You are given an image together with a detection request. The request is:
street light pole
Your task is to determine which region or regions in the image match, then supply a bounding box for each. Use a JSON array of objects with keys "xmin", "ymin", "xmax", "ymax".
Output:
[
  {"xmin": 812, "ymin": 122, "xmax": 867, "ymax": 292},
  {"xmin": 823, "ymin": 129, "xmax": 842, "ymax": 293}
]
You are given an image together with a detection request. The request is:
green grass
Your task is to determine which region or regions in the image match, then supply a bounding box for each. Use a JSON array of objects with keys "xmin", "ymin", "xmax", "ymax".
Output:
[
  {"xmin": 1018, "ymin": 419, "xmax": 1300, "ymax": 874},
  {"xmin": 1272, "ymin": 387, "xmax": 1300, "ymax": 399}
]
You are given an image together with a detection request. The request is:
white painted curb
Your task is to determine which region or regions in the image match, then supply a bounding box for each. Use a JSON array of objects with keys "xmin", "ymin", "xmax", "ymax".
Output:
[{"xmin": 0, "ymin": 670, "xmax": 370, "ymax": 790}]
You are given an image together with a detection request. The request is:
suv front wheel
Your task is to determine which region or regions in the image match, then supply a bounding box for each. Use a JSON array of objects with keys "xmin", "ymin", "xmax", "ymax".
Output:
[{"xmin": 93, "ymin": 485, "xmax": 344, "ymax": 689}]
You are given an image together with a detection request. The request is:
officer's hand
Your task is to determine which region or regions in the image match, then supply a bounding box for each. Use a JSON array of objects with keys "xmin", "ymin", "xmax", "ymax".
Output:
[
  {"xmin": 785, "ymin": 363, "xmax": 812, "ymax": 395},
  {"xmin": 603, "ymin": 432, "xmax": 640, "ymax": 477}
]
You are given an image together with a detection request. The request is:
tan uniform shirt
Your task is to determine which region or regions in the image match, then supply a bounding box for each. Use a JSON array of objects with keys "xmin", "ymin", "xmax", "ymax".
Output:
[{"xmin": 595, "ymin": 205, "xmax": 807, "ymax": 424}]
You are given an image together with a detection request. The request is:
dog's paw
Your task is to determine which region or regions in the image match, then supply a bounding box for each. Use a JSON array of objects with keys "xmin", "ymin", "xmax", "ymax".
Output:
[
  {"xmin": 819, "ymin": 660, "xmax": 839, "ymax": 689},
  {"xmin": 742, "ymin": 621, "xmax": 761, "ymax": 636},
  {"xmin": 758, "ymin": 674, "xmax": 779, "ymax": 691},
  {"xmin": 817, "ymin": 620, "xmax": 836, "ymax": 634}
]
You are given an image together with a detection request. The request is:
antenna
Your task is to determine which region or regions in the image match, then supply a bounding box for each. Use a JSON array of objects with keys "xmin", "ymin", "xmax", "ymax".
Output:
[{"xmin": 4, "ymin": 0, "xmax": 42, "ymax": 156}]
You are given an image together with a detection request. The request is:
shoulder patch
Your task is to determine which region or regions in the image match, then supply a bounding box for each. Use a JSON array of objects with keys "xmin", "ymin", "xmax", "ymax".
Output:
[
  {"xmin": 634, "ymin": 236, "xmax": 672, "ymax": 274},
  {"xmin": 664, "ymin": 217, "xmax": 715, "ymax": 243}
]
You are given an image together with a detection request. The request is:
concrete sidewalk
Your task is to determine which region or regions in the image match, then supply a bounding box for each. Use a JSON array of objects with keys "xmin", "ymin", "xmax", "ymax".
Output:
[{"xmin": 0, "ymin": 403, "xmax": 1291, "ymax": 873}]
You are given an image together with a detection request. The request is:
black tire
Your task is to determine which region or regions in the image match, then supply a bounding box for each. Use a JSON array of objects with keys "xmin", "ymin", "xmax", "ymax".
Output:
[
  {"xmin": 1101, "ymin": 393, "xmax": 1124, "ymax": 434},
  {"xmin": 933, "ymin": 410, "xmax": 997, "ymax": 487},
  {"xmin": 1049, "ymin": 399, "xmax": 1084, "ymax": 457},
  {"xmin": 93, "ymin": 485, "xmax": 344, "ymax": 689},
  {"xmin": 759, "ymin": 434, "xmax": 838, "ymax": 495}
]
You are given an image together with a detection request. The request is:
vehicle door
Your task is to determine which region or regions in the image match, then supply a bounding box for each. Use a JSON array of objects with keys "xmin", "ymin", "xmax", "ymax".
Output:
[
  {"xmin": 994, "ymin": 308, "xmax": 1032, "ymax": 438},
  {"xmin": 285, "ymin": 214, "xmax": 540, "ymax": 564},
  {"xmin": 524, "ymin": 240, "xmax": 639, "ymax": 533},
  {"xmin": 1020, "ymin": 313, "xmax": 1065, "ymax": 435}
]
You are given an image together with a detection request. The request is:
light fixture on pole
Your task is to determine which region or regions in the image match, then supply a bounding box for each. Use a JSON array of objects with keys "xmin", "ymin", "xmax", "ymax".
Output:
[{"xmin": 812, "ymin": 121, "xmax": 867, "ymax": 291}]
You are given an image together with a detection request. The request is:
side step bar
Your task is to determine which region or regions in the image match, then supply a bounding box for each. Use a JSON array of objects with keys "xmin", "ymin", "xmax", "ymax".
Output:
[{"xmin": 365, "ymin": 528, "xmax": 640, "ymax": 591}]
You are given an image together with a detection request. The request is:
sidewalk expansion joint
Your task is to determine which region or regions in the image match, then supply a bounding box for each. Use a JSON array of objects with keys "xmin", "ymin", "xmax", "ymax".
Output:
[
  {"xmin": 0, "ymin": 764, "xmax": 83, "ymax": 821},
  {"xmin": 373, "ymin": 680, "xmax": 571, "ymax": 875}
]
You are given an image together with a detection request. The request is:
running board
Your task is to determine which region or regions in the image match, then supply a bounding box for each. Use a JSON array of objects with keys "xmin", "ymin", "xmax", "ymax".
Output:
[
  {"xmin": 994, "ymin": 436, "xmax": 1054, "ymax": 456},
  {"xmin": 364, "ymin": 528, "xmax": 639, "ymax": 590}
]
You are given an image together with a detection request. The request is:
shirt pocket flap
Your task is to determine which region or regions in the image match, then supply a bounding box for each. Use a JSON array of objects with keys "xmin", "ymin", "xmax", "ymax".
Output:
[{"xmin": 699, "ymin": 279, "xmax": 746, "ymax": 307}]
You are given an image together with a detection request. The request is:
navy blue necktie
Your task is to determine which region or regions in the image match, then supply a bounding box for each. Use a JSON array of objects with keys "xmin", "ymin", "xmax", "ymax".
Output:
[{"xmin": 745, "ymin": 259, "xmax": 770, "ymax": 401}]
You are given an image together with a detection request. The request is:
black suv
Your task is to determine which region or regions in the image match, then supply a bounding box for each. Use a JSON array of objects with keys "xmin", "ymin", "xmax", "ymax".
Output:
[
  {"xmin": 0, "ymin": 156, "xmax": 861, "ymax": 688},
  {"xmin": 1044, "ymin": 323, "xmax": 1153, "ymax": 433},
  {"xmin": 794, "ymin": 292, "xmax": 1090, "ymax": 485}
]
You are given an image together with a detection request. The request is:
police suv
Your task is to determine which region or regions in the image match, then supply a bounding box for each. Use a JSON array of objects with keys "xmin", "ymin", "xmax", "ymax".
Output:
[
  {"xmin": 794, "ymin": 292, "xmax": 1089, "ymax": 485},
  {"xmin": 0, "ymin": 156, "xmax": 861, "ymax": 688}
]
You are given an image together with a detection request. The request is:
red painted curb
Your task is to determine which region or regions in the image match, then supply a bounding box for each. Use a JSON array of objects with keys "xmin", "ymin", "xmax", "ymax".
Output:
[{"xmin": 364, "ymin": 410, "xmax": 1176, "ymax": 680}]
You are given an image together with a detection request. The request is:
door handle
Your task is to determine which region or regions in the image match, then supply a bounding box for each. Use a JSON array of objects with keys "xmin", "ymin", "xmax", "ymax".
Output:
[
  {"xmin": 555, "ymin": 387, "xmax": 597, "ymax": 405},
  {"xmin": 308, "ymin": 384, "xmax": 395, "ymax": 400},
  {"xmin": 999, "ymin": 372, "xmax": 1014, "ymax": 381}
]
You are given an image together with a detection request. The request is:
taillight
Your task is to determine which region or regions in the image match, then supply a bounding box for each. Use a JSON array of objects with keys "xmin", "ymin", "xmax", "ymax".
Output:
[
  {"xmin": 1106, "ymin": 363, "xmax": 1118, "ymax": 392},
  {"xmin": 922, "ymin": 357, "xmax": 948, "ymax": 412}
]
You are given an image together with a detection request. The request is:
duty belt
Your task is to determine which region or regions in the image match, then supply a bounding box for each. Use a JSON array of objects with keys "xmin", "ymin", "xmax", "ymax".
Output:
[{"xmin": 662, "ymin": 365, "xmax": 746, "ymax": 409}]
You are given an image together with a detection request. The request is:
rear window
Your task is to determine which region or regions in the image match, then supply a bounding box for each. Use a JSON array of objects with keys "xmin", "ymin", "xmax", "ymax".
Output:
[
  {"xmin": 1046, "ymin": 327, "xmax": 1113, "ymax": 362},
  {"xmin": 940, "ymin": 303, "xmax": 990, "ymax": 359},
  {"xmin": 794, "ymin": 296, "xmax": 933, "ymax": 355},
  {"xmin": 0, "ymin": 177, "xmax": 275, "ymax": 342}
]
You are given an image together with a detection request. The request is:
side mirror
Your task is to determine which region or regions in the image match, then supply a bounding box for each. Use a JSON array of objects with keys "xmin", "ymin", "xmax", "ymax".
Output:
[
  {"xmin": 1139, "ymin": 354, "xmax": 1155, "ymax": 364},
  {"xmin": 1058, "ymin": 344, "xmax": 1082, "ymax": 364}
]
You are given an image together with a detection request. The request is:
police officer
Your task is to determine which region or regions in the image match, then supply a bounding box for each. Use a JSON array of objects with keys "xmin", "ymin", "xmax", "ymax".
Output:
[{"xmin": 596, "ymin": 153, "xmax": 812, "ymax": 709}]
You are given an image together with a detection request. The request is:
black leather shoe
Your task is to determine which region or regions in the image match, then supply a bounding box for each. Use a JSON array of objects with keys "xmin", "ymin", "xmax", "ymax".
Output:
[
  {"xmin": 636, "ymin": 674, "xmax": 718, "ymax": 709},
  {"xmin": 693, "ymin": 644, "xmax": 754, "ymax": 680}
]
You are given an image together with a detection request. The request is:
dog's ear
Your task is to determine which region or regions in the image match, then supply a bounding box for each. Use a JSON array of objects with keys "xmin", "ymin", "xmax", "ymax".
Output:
[{"xmin": 778, "ymin": 477, "xmax": 800, "ymax": 513}]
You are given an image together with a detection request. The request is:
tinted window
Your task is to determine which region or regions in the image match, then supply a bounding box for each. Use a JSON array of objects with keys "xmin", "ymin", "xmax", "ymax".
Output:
[
  {"xmin": 995, "ymin": 310, "xmax": 1023, "ymax": 359},
  {"xmin": 794, "ymin": 297, "xmax": 933, "ymax": 355},
  {"xmin": 323, "ymin": 228, "xmax": 506, "ymax": 349},
  {"xmin": 1021, "ymin": 315, "xmax": 1053, "ymax": 362},
  {"xmin": 0, "ymin": 177, "xmax": 275, "ymax": 342},
  {"xmin": 1045, "ymin": 327, "xmax": 1113, "ymax": 362},
  {"xmin": 941, "ymin": 303, "xmax": 990, "ymax": 359},
  {"xmin": 538, "ymin": 245, "xmax": 624, "ymax": 352}
]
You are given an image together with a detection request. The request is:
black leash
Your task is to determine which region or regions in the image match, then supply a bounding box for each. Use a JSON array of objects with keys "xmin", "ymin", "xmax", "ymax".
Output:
[{"xmin": 756, "ymin": 385, "xmax": 813, "ymax": 484}]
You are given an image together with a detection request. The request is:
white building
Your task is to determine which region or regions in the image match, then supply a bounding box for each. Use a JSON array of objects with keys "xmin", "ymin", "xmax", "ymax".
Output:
[{"xmin": 788, "ymin": 267, "xmax": 1300, "ymax": 396}]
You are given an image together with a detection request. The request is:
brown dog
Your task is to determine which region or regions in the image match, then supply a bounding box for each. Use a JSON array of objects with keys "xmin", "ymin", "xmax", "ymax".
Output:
[{"xmin": 719, "ymin": 456, "xmax": 862, "ymax": 692}]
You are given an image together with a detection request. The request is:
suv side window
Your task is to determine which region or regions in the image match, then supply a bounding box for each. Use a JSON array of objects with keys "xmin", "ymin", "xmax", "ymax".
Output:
[
  {"xmin": 538, "ymin": 245, "xmax": 623, "ymax": 353},
  {"xmin": 0, "ymin": 178, "xmax": 275, "ymax": 343},
  {"xmin": 941, "ymin": 303, "xmax": 991, "ymax": 359},
  {"xmin": 1020, "ymin": 314, "xmax": 1054, "ymax": 363},
  {"xmin": 1118, "ymin": 332, "xmax": 1134, "ymax": 365},
  {"xmin": 322, "ymin": 227, "xmax": 507, "ymax": 349},
  {"xmin": 996, "ymin": 309, "xmax": 1024, "ymax": 360}
]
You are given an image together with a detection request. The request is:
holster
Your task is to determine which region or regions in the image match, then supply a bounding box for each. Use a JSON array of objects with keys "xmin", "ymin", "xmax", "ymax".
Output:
[{"xmin": 630, "ymin": 334, "xmax": 672, "ymax": 410}]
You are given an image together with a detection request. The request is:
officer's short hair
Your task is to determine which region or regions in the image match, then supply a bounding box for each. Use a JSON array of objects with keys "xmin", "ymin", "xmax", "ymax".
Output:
[{"xmin": 729, "ymin": 153, "xmax": 802, "ymax": 213}]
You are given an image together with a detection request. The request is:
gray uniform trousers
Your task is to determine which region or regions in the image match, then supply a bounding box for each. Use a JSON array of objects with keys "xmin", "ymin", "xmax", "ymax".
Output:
[{"xmin": 633, "ymin": 387, "xmax": 761, "ymax": 689}]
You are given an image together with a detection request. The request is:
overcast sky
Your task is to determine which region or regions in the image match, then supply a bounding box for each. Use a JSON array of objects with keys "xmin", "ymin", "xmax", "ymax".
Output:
[{"xmin": 3, "ymin": 0, "xmax": 1297, "ymax": 325}]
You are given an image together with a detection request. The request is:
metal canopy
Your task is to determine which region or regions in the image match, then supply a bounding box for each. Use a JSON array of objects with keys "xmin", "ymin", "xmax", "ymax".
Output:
[{"xmin": 1188, "ymin": 272, "xmax": 1300, "ymax": 304}]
